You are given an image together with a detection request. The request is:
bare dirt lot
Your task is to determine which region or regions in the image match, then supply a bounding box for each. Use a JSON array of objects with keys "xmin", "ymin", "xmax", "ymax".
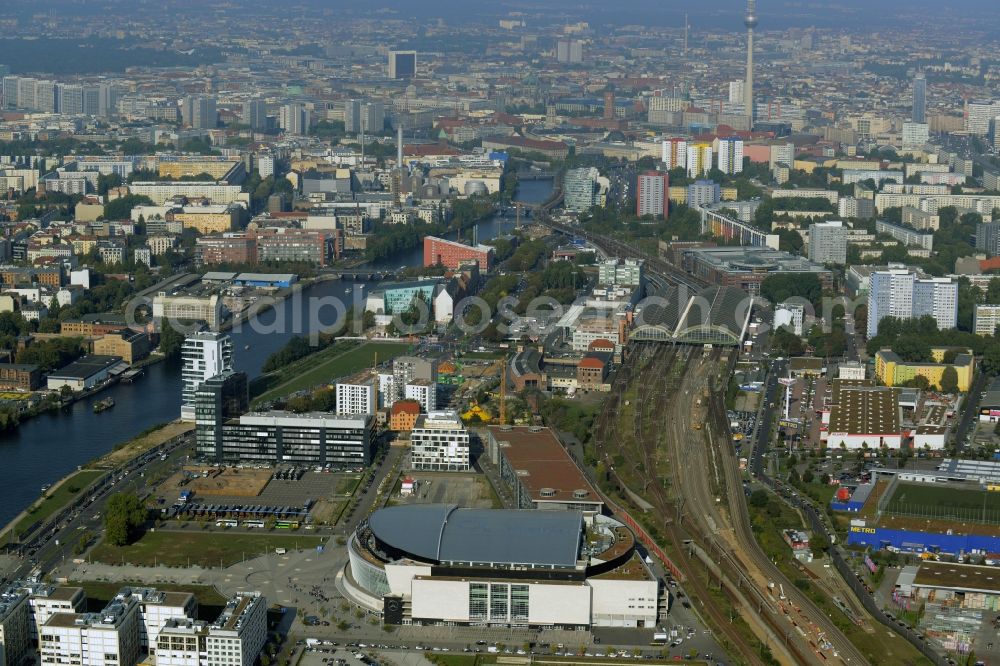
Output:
[{"xmin": 175, "ymin": 467, "xmax": 273, "ymax": 497}]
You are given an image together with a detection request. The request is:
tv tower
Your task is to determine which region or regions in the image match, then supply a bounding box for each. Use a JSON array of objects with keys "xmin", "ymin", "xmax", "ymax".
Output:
[{"xmin": 744, "ymin": 0, "xmax": 758, "ymax": 123}]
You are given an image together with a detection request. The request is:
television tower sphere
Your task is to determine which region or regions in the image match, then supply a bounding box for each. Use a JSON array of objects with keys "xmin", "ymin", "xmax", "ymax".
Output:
[{"xmin": 744, "ymin": 1, "xmax": 758, "ymax": 29}]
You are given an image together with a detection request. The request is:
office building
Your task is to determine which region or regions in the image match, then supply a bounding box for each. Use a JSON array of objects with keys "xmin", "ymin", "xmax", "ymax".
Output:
[
  {"xmin": 975, "ymin": 305, "xmax": 1000, "ymax": 336},
  {"xmin": 661, "ymin": 138, "xmax": 687, "ymax": 170},
  {"xmin": 912, "ymin": 72, "xmax": 927, "ymax": 124},
  {"xmin": 680, "ymin": 246, "xmax": 833, "ymax": 295},
  {"xmin": 182, "ymin": 96, "xmax": 217, "ymax": 129},
  {"xmin": 388, "ymin": 51, "xmax": 417, "ymax": 79},
  {"xmin": 202, "ymin": 594, "xmax": 266, "ymax": 666},
  {"xmin": 0, "ymin": 587, "xmax": 31, "ymax": 666},
  {"xmin": 279, "ymin": 103, "xmax": 309, "ymax": 135},
  {"xmin": 131, "ymin": 588, "xmax": 198, "ymax": 654},
  {"xmin": 156, "ymin": 593, "xmax": 265, "ymax": 666},
  {"xmin": 686, "ymin": 143, "xmax": 712, "ymax": 178},
  {"xmin": 40, "ymin": 590, "xmax": 141, "ymax": 666},
  {"xmin": 403, "ymin": 379, "xmax": 436, "ymax": 413},
  {"xmin": 807, "ymin": 221, "xmax": 848, "ymax": 265},
  {"xmin": 717, "ymin": 138, "xmax": 744, "ymax": 175},
  {"xmin": 866, "ymin": 268, "xmax": 958, "ymax": 337},
  {"xmin": 23, "ymin": 584, "xmax": 85, "ymax": 642},
  {"xmin": 181, "ymin": 332, "xmax": 234, "ymax": 421},
  {"xmin": 563, "ymin": 167, "xmax": 601, "ymax": 212},
  {"xmin": 242, "ymin": 100, "xmax": 268, "ymax": 131},
  {"xmin": 216, "ymin": 412, "xmax": 373, "ymax": 466},
  {"xmin": 409, "ymin": 411, "xmax": 470, "ymax": 471},
  {"xmin": 336, "ymin": 379, "xmax": 377, "ymax": 416},
  {"xmin": 194, "ymin": 371, "xmax": 250, "ymax": 462},
  {"xmin": 687, "ymin": 180, "xmax": 721, "ymax": 208},
  {"xmin": 636, "ymin": 171, "xmax": 669, "ymax": 218},
  {"xmin": 345, "ymin": 506, "xmax": 656, "ymax": 627},
  {"xmin": 422, "ymin": 236, "xmax": 493, "ymax": 270}
]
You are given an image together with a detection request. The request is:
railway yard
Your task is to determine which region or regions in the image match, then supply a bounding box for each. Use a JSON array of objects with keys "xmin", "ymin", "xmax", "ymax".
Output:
[{"xmin": 591, "ymin": 344, "xmax": 874, "ymax": 666}]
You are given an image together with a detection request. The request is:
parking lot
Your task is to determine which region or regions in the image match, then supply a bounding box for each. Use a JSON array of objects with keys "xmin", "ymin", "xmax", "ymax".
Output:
[{"xmin": 152, "ymin": 468, "xmax": 361, "ymax": 525}]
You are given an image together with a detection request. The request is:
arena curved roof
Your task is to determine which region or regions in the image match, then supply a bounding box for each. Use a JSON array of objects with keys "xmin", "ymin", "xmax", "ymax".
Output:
[{"xmin": 367, "ymin": 504, "xmax": 583, "ymax": 567}]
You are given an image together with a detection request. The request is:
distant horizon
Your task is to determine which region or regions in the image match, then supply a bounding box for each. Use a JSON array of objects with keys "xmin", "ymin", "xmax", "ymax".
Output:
[{"xmin": 3, "ymin": 0, "xmax": 1000, "ymax": 31}]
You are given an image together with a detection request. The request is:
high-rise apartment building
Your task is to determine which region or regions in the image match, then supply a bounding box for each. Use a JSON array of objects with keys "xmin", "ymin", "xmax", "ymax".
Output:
[
  {"xmin": 902, "ymin": 122, "xmax": 929, "ymax": 150},
  {"xmin": 410, "ymin": 410, "xmax": 470, "ymax": 471},
  {"xmin": 279, "ymin": 103, "xmax": 309, "ymax": 135},
  {"xmin": 242, "ymin": 99, "xmax": 268, "ymax": 130},
  {"xmin": 912, "ymin": 72, "xmax": 927, "ymax": 124},
  {"xmin": 966, "ymin": 99, "xmax": 1000, "ymax": 136},
  {"xmin": 556, "ymin": 39, "xmax": 584, "ymax": 64},
  {"xmin": 661, "ymin": 138, "xmax": 688, "ymax": 170},
  {"xmin": 866, "ymin": 268, "xmax": 958, "ymax": 337},
  {"xmin": 717, "ymin": 138, "xmax": 744, "ymax": 175},
  {"xmin": 344, "ymin": 100, "xmax": 385, "ymax": 134},
  {"xmin": 807, "ymin": 221, "xmax": 848, "ymax": 265},
  {"xmin": 686, "ymin": 143, "xmax": 713, "ymax": 178},
  {"xmin": 636, "ymin": 171, "xmax": 669, "ymax": 218},
  {"xmin": 974, "ymin": 305, "xmax": 1000, "ymax": 336},
  {"xmin": 403, "ymin": 379, "xmax": 437, "ymax": 413},
  {"xmin": 598, "ymin": 259, "xmax": 645, "ymax": 287},
  {"xmin": 975, "ymin": 221, "xmax": 1000, "ymax": 256},
  {"xmin": 181, "ymin": 332, "xmax": 234, "ymax": 420},
  {"xmin": 336, "ymin": 379, "xmax": 377, "ymax": 416},
  {"xmin": 388, "ymin": 51, "xmax": 417, "ymax": 79},
  {"xmin": 182, "ymin": 96, "xmax": 217, "ymax": 129},
  {"xmin": 728, "ymin": 80, "xmax": 745, "ymax": 105},
  {"xmin": 687, "ymin": 180, "xmax": 721, "ymax": 208}
]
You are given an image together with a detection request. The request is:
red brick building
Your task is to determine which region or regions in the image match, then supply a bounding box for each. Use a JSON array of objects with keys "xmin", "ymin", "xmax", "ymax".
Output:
[
  {"xmin": 423, "ymin": 236, "xmax": 494, "ymax": 271},
  {"xmin": 195, "ymin": 234, "xmax": 258, "ymax": 265},
  {"xmin": 389, "ymin": 400, "xmax": 421, "ymax": 432},
  {"xmin": 577, "ymin": 356, "xmax": 608, "ymax": 390}
]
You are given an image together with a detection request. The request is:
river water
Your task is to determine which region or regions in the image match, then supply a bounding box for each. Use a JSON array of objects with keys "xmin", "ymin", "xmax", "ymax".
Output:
[{"xmin": 0, "ymin": 178, "xmax": 553, "ymax": 527}]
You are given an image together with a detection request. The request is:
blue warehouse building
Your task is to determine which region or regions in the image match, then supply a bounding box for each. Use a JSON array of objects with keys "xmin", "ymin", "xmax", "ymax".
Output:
[
  {"xmin": 234, "ymin": 273, "xmax": 298, "ymax": 289},
  {"xmin": 847, "ymin": 526, "xmax": 1000, "ymax": 556}
]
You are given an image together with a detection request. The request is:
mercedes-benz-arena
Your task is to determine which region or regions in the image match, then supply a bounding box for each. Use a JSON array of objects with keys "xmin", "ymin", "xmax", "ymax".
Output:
[{"xmin": 340, "ymin": 504, "xmax": 663, "ymax": 628}]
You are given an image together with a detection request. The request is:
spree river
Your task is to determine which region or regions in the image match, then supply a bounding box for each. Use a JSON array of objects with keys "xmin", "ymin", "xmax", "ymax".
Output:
[{"xmin": 0, "ymin": 178, "xmax": 553, "ymax": 527}]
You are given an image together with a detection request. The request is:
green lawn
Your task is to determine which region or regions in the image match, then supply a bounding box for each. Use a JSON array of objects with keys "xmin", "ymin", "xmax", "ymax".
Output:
[
  {"xmin": 13, "ymin": 470, "xmax": 106, "ymax": 538},
  {"xmin": 89, "ymin": 530, "xmax": 324, "ymax": 568},
  {"xmin": 254, "ymin": 341, "xmax": 409, "ymax": 404}
]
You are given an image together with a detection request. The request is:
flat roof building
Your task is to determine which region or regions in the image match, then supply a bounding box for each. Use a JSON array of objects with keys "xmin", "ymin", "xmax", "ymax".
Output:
[
  {"xmin": 485, "ymin": 425, "xmax": 603, "ymax": 513},
  {"xmin": 0, "ymin": 586, "xmax": 31, "ymax": 666},
  {"xmin": 823, "ymin": 379, "xmax": 902, "ymax": 450},
  {"xmin": 23, "ymin": 584, "xmax": 85, "ymax": 641},
  {"xmin": 680, "ymin": 246, "xmax": 833, "ymax": 295},
  {"xmin": 218, "ymin": 411, "xmax": 373, "ymax": 467},
  {"xmin": 41, "ymin": 589, "xmax": 141, "ymax": 666},
  {"xmin": 46, "ymin": 355, "xmax": 122, "ymax": 392}
]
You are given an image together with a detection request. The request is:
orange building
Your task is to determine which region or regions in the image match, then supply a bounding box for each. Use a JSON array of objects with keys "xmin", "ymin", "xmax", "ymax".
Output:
[{"xmin": 390, "ymin": 400, "xmax": 422, "ymax": 432}]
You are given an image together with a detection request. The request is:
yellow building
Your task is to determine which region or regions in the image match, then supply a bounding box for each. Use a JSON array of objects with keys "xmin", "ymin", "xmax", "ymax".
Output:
[
  {"xmin": 92, "ymin": 330, "xmax": 151, "ymax": 364},
  {"xmin": 721, "ymin": 186, "xmax": 738, "ymax": 201},
  {"xmin": 171, "ymin": 206, "xmax": 240, "ymax": 234},
  {"xmin": 667, "ymin": 186, "xmax": 687, "ymax": 204},
  {"xmin": 874, "ymin": 348, "xmax": 974, "ymax": 392},
  {"xmin": 158, "ymin": 159, "xmax": 241, "ymax": 181}
]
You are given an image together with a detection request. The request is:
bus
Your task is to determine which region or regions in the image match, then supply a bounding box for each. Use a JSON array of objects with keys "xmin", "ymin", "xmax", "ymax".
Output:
[
  {"xmin": 244, "ymin": 520, "xmax": 265, "ymax": 529},
  {"xmin": 215, "ymin": 520, "xmax": 238, "ymax": 528},
  {"xmin": 275, "ymin": 520, "xmax": 300, "ymax": 530}
]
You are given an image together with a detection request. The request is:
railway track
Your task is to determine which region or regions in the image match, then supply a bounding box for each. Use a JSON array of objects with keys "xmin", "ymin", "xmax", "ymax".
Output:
[
  {"xmin": 702, "ymin": 353, "xmax": 871, "ymax": 665},
  {"xmin": 594, "ymin": 345, "xmax": 776, "ymax": 666},
  {"xmin": 598, "ymin": 345, "xmax": 869, "ymax": 665}
]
